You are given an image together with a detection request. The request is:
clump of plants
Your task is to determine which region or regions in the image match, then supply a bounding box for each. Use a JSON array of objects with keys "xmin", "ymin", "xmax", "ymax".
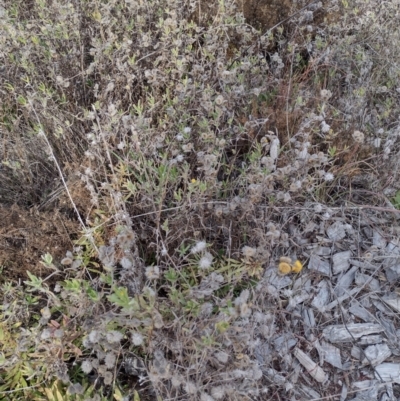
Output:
[{"xmin": 1, "ymin": 238, "xmax": 266, "ymax": 399}]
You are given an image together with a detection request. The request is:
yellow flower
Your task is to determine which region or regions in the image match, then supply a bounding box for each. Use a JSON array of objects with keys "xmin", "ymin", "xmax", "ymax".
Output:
[
  {"xmin": 291, "ymin": 260, "xmax": 303, "ymax": 273},
  {"xmin": 278, "ymin": 262, "xmax": 292, "ymax": 275},
  {"xmin": 191, "ymin": 178, "xmax": 197, "ymax": 183},
  {"xmin": 277, "ymin": 257, "xmax": 304, "ymax": 275}
]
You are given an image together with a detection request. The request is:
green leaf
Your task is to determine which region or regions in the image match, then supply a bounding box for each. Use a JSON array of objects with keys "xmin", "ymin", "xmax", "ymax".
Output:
[
  {"xmin": 107, "ymin": 286, "xmax": 139, "ymax": 311},
  {"xmin": 24, "ymin": 271, "xmax": 43, "ymax": 291},
  {"xmin": 165, "ymin": 268, "xmax": 178, "ymax": 283},
  {"xmin": 86, "ymin": 286, "xmax": 101, "ymax": 302}
]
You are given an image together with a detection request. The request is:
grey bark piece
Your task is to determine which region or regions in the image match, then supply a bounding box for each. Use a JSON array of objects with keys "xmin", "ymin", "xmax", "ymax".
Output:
[
  {"xmin": 377, "ymin": 315, "xmax": 398, "ymax": 344},
  {"xmin": 340, "ymin": 383, "xmax": 348, "ymax": 401},
  {"xmin": 320, "ymin": 341, "xmax": 342, "ymax": 369},
  {"xmin": 274, "ymin": 333, "xmax": 297, "ymax": 353},
  {"xmin": 386, "ymin": 239, "xmax": 400, "ymax": 254},
  {"xmin": 293, "ymin": 276, "xmax": 312, "ymax": 292},
  {"xmin": 327, "ymin": 221, "xmax": 346, "ymax": 241},
  {"xmin": 302, "ymin": 308, "xmax": 316, "ymax": 335},
  {"xmin": 324, "ymin": 287, "xmax": 360, "ymax": 311},
  {"xmin": 293, "ymin": 348, "xmax": 327, "ymax": 383},
  {"xmin": 264, "ymin": 268, "xmax": 292, "ymax": 289},
  {"xmin": 297, "ymin": 385, "xmax": 321, "ymax": 399},
  {"xmin": 332, "ymin": 251, "xmax": 352, "ymax": 274},
  {"xmin": 372, "ymin": 298, "xmax": 394, "ymax": 315},
  {"xmin": 361, "ymin": 343, "xmax": 391, "ymax": 366},
  {"xmin": 323, "ymin": 323, "xmax": 383, "ymax": 343},
  {"xmin": 359, "ymin": 335, "xmax": 384, "ymax": 345},
  {"xmin": 375, "ymin": 363, "xmax": 400, "ymax": 383},
  {"xmin": 286, "ymin": 290, "xmax": 312, "ymax": 311},
  {"xmin": 349, "ymin": 258, "xmax": 378, "ymax": 271},
  {"xmin": 385, "ymin": 264, "xmax": 400, "ymax": 283},
  {"xmin": 351, "ymin": 346, "xmax": 362, "ymax": 360},
  {"xmin": 373, "ymin": 230, "xmax": 387, "ymax": 249},
  {"xmin": 384, "ymin": 241, "xmax": 400, "ymax": 272},
  {"xmin": 334, "ymin": 266, "xmax": 358, "ymax": 297},
  {"xmin": 350, "ymin": 380, "xmax": 379, "ymax": 401},
  {"xmin": 380, "ymin": 384, "xmax": 394, "ymax": 401},
  {"xmin": 352, "ymin": 380, "xmax": 379, "ymax": 390},
  {"xmin": 308, "ymin": 254, "xmax": 331, "ymax": 276},
  {"xmin": 382, "ymin": 297, "xmax": 400, "ymax": 313},
  {"xmin": 313, "ymin": 246, "xmax": 332, "ymax": 256},
  {"xmin": 349, "ymin": 304, "xmax": 375, "ymax": 322},
  {"xmin": 311, "ymin": 280, "xmax": 330, "ymax": 310},
  {"xmin": 254, "ymin": 341, "xmax": 271, "ymax": 366},
  {"xmin": 355, "ymin": 272, "xmax": 380, "ymax": 292},
  {"xmin": 263, "ymin": 368, "xmax": 287, "ymax": 386}
]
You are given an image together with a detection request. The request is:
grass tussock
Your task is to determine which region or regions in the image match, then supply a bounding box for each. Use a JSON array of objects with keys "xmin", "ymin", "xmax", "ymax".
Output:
[{"xmin": 1, "ymin": 0, "xmax": 400, "ymax": 399}]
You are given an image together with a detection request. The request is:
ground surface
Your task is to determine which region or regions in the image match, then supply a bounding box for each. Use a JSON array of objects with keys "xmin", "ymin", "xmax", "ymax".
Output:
[{"xmin": 2, "ymin": 0, "xmax": 400, "ymax": 400}]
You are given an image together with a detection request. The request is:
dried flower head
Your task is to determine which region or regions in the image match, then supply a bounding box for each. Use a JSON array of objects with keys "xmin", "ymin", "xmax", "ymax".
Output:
[
  {"xmin": 321, "ymin": 121, "xmax": 330, "ymax": 133},
  {"xmin": 199, "ymin": 252, "xmax": 213, "ymax": 269},
  {"xmin": 105, "ymin": 352, "xmax": 116, "ymax": 369},
  {"xmin": 88, "ymin": 330, "xmax": 100, "ymax": 344},
  {"xmin": 106, "ymin": 330, "xmax": 124, "ymax": 343},
  {"xmin": 184, "ymin": 381, "xmax": 197, "ymax": 394},
  {"xmin": 120, "ymin": 256, "xmax": 133, "ymax": 269},
  {"xmin": 278, "ymin": 262, "xmax": 292, "ymax": 275},
  {"xmin": 242, "ymin": 246, "xmax": 256, "ymax": 259},
  {"xmin": 320, "ymin": 89, "xmax": 332, "ymax": 100},
  {"xmin": 352, "ymin": 130, "xmax": 365, "ymax": 144},
  {"xmin": 211, "ymin": 386, "xmax": 226, "ymax": 400},
  {"xmin": 41, "ymin": 307, "xmax": 51, "ymax": 319},
  {"xmin": 171, "ymin": 374, "xmax": 183, "ymax": 388},
  {"xmin": 191, "ymin": 241, "xmax": 207, "ymax": 254},
  {"xmin": 145, "ymin": 265, "xmax": 160, "ymax": 280},
  {"xmin": 291, "ymin": 260, "xmax": 303, "ymax": 273},
  {"xmin": 131, "ymin": 332, "xmax": 144, "ymax": 346},
  {"xmin": 81, "ymin": 360, "xmax": 93, "ymax": 374},
  {"xmin": 314, "ymin": 203, "xmax": 323, "ymax": 213}
]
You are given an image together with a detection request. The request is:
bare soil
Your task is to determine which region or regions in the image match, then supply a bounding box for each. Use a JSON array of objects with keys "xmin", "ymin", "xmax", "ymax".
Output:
[{"xmin": 0, "ymin": 177, "xmax": 93, "ymax": 282}]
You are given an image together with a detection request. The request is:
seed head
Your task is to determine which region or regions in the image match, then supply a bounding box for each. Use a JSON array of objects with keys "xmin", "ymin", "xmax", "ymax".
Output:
[
  {"xmin": 352, "ymin": 130, "xmax": 365, "ymax": 144},
  {"xmin": 81, "ymin": 360, "xmax": 93, "ymax": 374},
  {"xmin": 191, "ymin": 241, "xmax": 207, "ymax": 254},
  {"xmin": 199, "ymin": 252, "xmax": 213, "ymax": 269},
  {"xmin": 278, "ymin": 262, "xmax": 291, "ymax": 275}
]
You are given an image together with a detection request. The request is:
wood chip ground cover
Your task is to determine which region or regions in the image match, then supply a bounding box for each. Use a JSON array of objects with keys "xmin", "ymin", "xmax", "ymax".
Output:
[{"xmin": 253, "ymin": 208, "xmax": 400, "ymax": 401}]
